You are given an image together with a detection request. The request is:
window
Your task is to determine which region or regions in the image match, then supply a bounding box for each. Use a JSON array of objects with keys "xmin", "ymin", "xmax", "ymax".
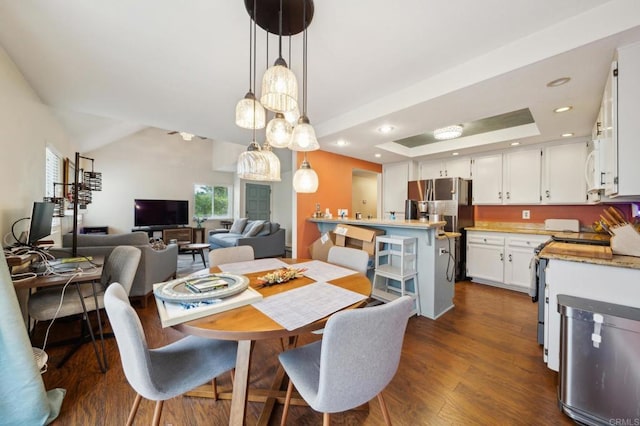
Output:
[
  {"xmin": 194, "ymin": 184, "xmax": 231, "ymax": 219},
  {"xmin": 45, "ymin": 146, "xmax": 62, "ymax": 198}
]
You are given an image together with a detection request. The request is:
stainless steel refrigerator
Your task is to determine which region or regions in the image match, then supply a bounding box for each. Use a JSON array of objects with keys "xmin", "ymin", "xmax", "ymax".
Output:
[{"xmin": 407, "ymin": 177, "xmax": 474, "ymax": 280}]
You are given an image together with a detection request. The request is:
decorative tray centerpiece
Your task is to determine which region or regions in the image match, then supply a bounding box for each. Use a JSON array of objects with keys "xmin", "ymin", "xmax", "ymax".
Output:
[
  {"xmin": 154, "ymin": 273, "xmax": 249, "ymax": 303},
  {"xmin": 257, "ymin": 267, "xmax": 306, "ymax": 287}
]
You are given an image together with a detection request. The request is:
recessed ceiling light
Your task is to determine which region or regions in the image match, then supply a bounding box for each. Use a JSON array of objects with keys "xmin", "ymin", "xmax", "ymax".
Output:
[
  {"xmin": 374, "ymin": 153, "xmax": 382, "ymax": 158},
  {"xmin": 336, "ymin": 139, "xmax": 349, "ymax": 146},
  {"xmin": 510, "ymin": 141, "xmax": 520, "ymax": 146},
  {"xmin": 452, "ymin": 152, "xmax": 459, "ymax": 156},
  {"xmin": 377, "ymin": 124, "xmax": 395, "ymax": 134},
  {"xmin": 554, "ymin": 106, "xmax": 573, "ymax": 113},
  {"xmin": 561, "ymin": 132, "xmax": 574, "ymax": 137},
  {"xmin": 546, "ymin": 77, "xmax": 571, "ymax": 87}
]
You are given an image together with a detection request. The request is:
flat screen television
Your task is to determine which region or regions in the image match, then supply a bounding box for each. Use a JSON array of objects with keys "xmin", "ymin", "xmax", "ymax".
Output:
[
  {"xmin": 134, "ymin": 199, "xmax": 189, "ymax": 227},
  {"xmin": 28, "ymin": 202, "xmax": 55, "ymax": 245}
]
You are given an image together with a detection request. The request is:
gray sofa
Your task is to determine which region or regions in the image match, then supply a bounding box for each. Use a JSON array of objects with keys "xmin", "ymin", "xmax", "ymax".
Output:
[
  {"xmin": 208, "ymin": 219, "xmax": 285, "ymax": 259},
  {"xmin": 60, "ymin": 232, "xmax": 178, "ymax": 305}
]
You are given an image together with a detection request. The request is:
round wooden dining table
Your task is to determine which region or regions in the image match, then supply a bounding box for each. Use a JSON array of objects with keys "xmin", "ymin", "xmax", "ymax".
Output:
[{"xmin": 173, "ymin": 258, "xmax": 371, "ymax": 426}]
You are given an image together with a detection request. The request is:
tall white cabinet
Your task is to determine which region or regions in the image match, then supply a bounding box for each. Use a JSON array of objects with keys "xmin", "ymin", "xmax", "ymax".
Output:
[{"xmin": 541, "ymin": 142, "xmax": 587, "ymax": 204}]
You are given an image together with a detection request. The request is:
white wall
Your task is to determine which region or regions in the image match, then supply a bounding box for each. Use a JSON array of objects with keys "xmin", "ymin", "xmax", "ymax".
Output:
[
  {"xmin": 0, "ymin": 45, "xmax": 74, "ymax": 244},
  {"xmin": 351, "ymin": 172, "xmax": 378, "ymax": 219},
  {"xmin": 84, "ymin": 128, "xmax": 236, "ymax": 235}
]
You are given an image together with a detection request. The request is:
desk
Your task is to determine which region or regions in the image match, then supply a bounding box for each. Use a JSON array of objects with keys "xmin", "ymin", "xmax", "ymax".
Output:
[
  {"xmin": 14, "ymin": 258, "xmax": 107, "ymax": 372},
  {"xmin": 174, "ymin": 259, "xmax": 371, "ymax": 426}
]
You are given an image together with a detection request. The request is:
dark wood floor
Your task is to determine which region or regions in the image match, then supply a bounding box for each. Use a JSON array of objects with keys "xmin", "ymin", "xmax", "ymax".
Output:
[{"xmin": 39, "ymin": 280, "xmax": 574, "ymax": 425}]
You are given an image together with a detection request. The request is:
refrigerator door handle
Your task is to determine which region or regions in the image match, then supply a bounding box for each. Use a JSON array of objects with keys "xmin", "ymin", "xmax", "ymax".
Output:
[{"xmin": 451, "ymin": 178, "xmax": 456, "ymax": 195}]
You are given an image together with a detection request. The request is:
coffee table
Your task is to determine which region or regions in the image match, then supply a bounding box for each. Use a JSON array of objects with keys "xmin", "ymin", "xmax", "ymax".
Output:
[{"xmin": 178, "ymin": 242, "xmax": 209, "ymax": 268}]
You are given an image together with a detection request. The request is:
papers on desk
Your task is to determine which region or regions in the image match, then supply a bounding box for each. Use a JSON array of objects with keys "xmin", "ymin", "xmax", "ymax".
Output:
[
  {"xmin": 253, "ymin": 282, "xmax": 367, "ymax": 331},
  {"xmin": 289, "ymin": 260, "xmax": 357, "ymax": 282},
  {"xmin": 218, "ymin": 258, "xmax": 289, "ymax": 275},
  {"xmin": 154, "ymin": 286, "xmax": 263, "ymax": 328}
]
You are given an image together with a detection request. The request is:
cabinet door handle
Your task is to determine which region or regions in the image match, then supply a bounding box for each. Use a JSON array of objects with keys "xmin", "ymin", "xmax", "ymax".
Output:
[
  {"xmin": 506, "ymin": 192, "xmax": 510, "ymax": 200},
  {"xmin": 508, "ymin": 254, "xmax": 512, "ymax": 262},
  {"xmin": 596, "ymin": 121, "xmax": 602, "ymax": 136},
  {"xmin": 439, "ymin": 170, "xmax": 443, "ymax": 177},
  {"xmin": 500, "ymin": 253, "xmax": 504, "ymax": 261},
  {"xmin": 498, "ymin": 191, "xmax": 502, "ymax": 199},
  {"xmin": 600, "ymin": 172, "xmax": 605, "ymax": 185},
  {"xmin": 545, "ymin": 190, "xmax": 550, "ymax": 198}
]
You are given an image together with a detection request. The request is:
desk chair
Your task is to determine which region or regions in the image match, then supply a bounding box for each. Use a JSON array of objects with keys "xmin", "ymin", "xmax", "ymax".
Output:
[
  {"xmin": 28, "ymin": 246, "xmax": 141, "ymax": 372},
  {"xmin": 208, "ymin": 245, "xmax": 255, "ymax": 266},
  {"xmin": 279, "ymin": 296, "xmax": 413, "ymax": 426},
  {"xmin": 104, "ymin": 283, "xmax": 237, "ymax": 426},
  {"xmin": 327, "ymin": 246, "xmax": 369, "ymax": 274}
]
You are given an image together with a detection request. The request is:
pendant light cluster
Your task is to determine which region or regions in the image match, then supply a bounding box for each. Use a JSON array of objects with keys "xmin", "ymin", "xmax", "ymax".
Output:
[{"xmin": 236, "ymin": 0, "xmax": 319, "ymax": 192}]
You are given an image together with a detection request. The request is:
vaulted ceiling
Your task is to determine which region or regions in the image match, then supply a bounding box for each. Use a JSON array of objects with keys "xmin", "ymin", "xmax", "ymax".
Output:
[{"xmin": 1, "ymin": 0, "xmax": 639, "ymax": 165}]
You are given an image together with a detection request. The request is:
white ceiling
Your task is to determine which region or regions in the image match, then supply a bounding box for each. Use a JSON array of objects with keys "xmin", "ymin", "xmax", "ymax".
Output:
[{"xmin": 1, "ymin": 0, "xmax": 640, "ymax": 165}]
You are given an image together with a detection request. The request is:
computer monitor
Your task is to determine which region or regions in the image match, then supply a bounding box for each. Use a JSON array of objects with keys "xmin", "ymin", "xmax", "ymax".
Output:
[{"xmin": 27, "ymin": 202, "xmax": 54, "ymax": 246}]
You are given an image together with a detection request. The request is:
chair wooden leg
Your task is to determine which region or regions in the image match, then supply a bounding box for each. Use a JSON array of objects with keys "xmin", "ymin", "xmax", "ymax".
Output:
[
  {"xmin": 152, "ymin": 400, "xmax": 164, "ymax": 426},
  {"xmin": 377, "ymin": 392, "xmax": 392, "ymax": 426},
  {"xmin": 211, "ymin": 377, "xmax": 218, "ymax": 400},
  {"xmin": 126, "ymin": 393, "xmax": 142, "ymax": 426},
  {"xmin": 280, "ymin": 380, "xmax": 294, "ymax": 426},
  {"xmin": 323, "ymin": 412, "xmax": 331, "ymax": 426}
]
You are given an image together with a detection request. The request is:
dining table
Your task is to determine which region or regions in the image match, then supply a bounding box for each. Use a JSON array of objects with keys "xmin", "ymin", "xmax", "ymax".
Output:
[{"xmin": 172, "ymin": 258, "xmax": 372, "ymax": 426}]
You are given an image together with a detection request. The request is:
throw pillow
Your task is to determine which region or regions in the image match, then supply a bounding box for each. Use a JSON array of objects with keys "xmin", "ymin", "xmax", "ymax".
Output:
[
  {"xmin": 243, "ymin": 220, "xmax": 265, "ymax": 237},
  {"xmin": 257, "ymin": 221, "xmax": 272, "ymax": 237},
  {"xmin": 229, "ymin": 217, "xmax": 248, "ymax": 234},
  {"xmin": 270, "ymin": 222, "xmax": 281, "ymax": 233}
]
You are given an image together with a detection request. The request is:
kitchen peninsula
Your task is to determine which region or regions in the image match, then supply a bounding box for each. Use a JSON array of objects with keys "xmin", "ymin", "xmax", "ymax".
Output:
[{"xmin": 309, "ymin": 218, "xmax": 455, "ymax": 319}]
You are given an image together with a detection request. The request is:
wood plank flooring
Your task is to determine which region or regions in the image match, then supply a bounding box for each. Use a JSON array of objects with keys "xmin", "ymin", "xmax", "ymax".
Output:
[{"xmin": 39, "ymin": 280, "xmax": 574, "ymax": 425}]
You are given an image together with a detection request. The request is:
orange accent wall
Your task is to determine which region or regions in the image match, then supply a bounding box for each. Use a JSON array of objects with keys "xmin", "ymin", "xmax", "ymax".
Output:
[
  {"xmin": 475, "ymin": 204, "xmax": 634, "ymax": 229},
  {"xmin": 296, "ymin": 151, "xmax": 382, "ymax": 258}
]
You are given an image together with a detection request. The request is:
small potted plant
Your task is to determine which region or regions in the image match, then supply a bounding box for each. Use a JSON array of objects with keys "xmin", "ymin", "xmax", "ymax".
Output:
[{"xmin": 193, "ymin": 216, "xmax": 206, "ymax": 228}]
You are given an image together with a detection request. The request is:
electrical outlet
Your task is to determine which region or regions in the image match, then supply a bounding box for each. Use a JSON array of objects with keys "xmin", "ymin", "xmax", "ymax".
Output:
[
  {"xmin": 438, "ymin": 248, "xmax": 447, "ymax": 256},
  {"xmin": 522, "ymin": 210, "xmax": 530, "ymax": 219}
]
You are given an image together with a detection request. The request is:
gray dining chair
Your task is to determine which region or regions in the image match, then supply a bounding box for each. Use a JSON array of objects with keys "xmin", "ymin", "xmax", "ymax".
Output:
[
  {"xmin": 327, "ymin": 246, "xmax": 369, "ymax": 274},
  {"xmin": 279, "ymin": 296, "xmax": 413, "ymax": 426},
  {"xmin": 28, "ymin": 245, "xmax": 141, "ymax": 371},
  {"xmin": 208, "ymin": 245, "xmax": 255, "ymax": 267},
  {"xmin": 104, "ymin": 283, "xmax": 238, "ymax": 426}
]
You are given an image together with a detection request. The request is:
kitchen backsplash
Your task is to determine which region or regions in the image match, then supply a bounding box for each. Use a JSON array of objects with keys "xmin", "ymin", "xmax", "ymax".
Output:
[{"xmin": 474, "ymin": 204, "xmax": 635, "ymax": 231}]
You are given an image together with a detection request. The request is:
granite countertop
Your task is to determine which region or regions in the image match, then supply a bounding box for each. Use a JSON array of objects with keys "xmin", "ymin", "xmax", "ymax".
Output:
[
  {"xmin": 538, "ymin": 245, "xmax": 640, "ymax": 270},
  {"xmin": 465, "ymin": 221, "xmax": 607, "ymax": 240},
  {"xmin": 308, "ymin": 217, "xmax": 446, "ymax": 229}
]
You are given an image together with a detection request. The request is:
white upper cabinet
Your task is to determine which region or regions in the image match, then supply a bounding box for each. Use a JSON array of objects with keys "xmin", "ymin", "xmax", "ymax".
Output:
[
  {"xmin": 471, "ymin": 154, "xmax": 503, "ymax": 204},
  {"xmin": 503, "ymin": 149, "xmax": 542, "ymax": 204},
  {"xmin": 601, "ymin": 41, "xmax": 640, "ymax": 197},
  {"xmin": 382, "ymin": 162, "xmax": 411, "ymax": 215},
  {"xmin": 419, "ymin": 157, "xmax": 471, "ymax": 179},
  {"xmin": 541, "ymin": 141, "xmax": 587, "ymax": 204}
]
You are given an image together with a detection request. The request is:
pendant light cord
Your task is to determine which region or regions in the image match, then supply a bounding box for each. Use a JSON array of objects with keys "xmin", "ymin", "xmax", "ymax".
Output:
[
  {"xmin": 302, "ymin": 0, "xmax": 308, "ymax": 115},
  {"xmin": 252, "ymin": 0, "xmax": 258, "ymax": 144},
  {"xmin": 247, "ymin": 11, "xmax": 252, "ymax": 92},
  {"xmin": 278, "ymin": 0, "xmax": 283, "ymax": 60}
]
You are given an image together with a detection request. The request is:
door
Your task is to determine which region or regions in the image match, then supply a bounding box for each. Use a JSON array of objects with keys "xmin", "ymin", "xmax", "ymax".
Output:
[
  {"xmin": 245, "ymin": 183, "xmax": 271, "ymax": 220},
  {"xmin": 503, "ymin": 149, "xmax": 541, "ymax": 204},
  {"xmin": 542, "ymin": 142, "xmax": 587, "ymax": 204}
]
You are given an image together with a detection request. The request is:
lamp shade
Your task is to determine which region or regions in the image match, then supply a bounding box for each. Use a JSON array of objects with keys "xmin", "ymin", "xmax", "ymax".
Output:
[
  {"xmin": 284, "ymin": 104, "xmax": 300, "ymax": 125},
  {"xmin": 261, "ymin": 142, "xmax": 281, "ymax": 181},
  {"xmin": 260, "ymin": 58, "xmax": 298, "ymax": 113},
  {"xmin": 293, "ymin": 158, "xmax": 318, "ymax": 193},
  {"xmin": 235, "ymin": 92, "xmax": 266, "ymax": 129},
  {"xmin": 289, "ymin": 116, "xmax": 319, "ymax": 151},
  {"xmin": 237, "ymin": 141, "xmax": 269, "ymax": 181},
  {"xmin": 266, "ymin": 113, "xmax": 293, "ymax": 148}
]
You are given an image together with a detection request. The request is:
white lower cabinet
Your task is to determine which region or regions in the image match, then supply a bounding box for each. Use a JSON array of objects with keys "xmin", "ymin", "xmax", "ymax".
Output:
[{"xmin": 466, "ymin": 231, "xmax": 550, "ymax": 293}]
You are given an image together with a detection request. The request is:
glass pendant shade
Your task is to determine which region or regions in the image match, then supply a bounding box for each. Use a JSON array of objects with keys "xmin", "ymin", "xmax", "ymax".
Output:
[
  {"xmin": 284, "ymin": 104, "xmax": 300, "ymax": 125},
  {"xmin": 235, "ymin": 92, "xmax": 266, "ymax": 129},
  {"xmin": 293, "ymin": 158, "xmax": 319, "ymax": 193},
  {"xmin": 237, "ymin": 141, "xmax": 269, "ymax": 181},
  {"xmin": 289, "ymin": 116, "xmax": 319, "ymax": 151},
  {"xmin": 260, "ymin": 58, "xmax": 298, "ymax": 113},
  {"xmin": 266, "ymin": 113, "xmax": 293, "ymax": 148},
  {"xmin": 261, "ymin": 142, "xmax": 281, "ymax": 181}
]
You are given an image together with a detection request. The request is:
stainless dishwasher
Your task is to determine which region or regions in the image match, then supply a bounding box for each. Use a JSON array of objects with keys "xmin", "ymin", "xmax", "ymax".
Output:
[{"xmin": 558, "ymin": 295, "xmax": 640, "ymax": 425}]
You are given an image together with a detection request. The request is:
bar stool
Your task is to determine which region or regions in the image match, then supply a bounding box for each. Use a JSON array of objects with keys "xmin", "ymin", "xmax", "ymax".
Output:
[{"xmin": 371, "ymin": 235, "xmax": 420, "ymax": 315}]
